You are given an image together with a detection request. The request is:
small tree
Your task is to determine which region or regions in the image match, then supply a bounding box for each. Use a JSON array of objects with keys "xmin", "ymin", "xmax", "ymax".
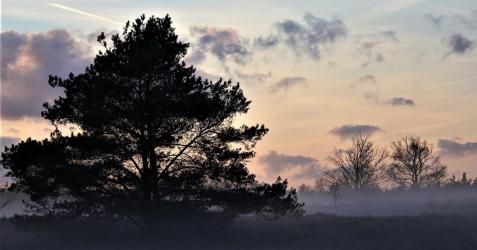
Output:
[
  {"xmin": 323, "ymin": 172, "xmax": 343, "ymax": 211},
  {"xmin": 324, "ymin": 134, "xmax": 388, "ymax": 192},
  {"xmin": 0, "ymin": 183, "xmax": 16, "ymax": 210},
  {"xmin": 446, "ymin": 173, "xmax": 472, "ymax": 188},
  {"xmin": 298, "ymin": 184, "xmax": 314, "ymax": 195},
  {"xmin": 1, "ymin": 14, "xmax": 303, "ymax": 222},
  {"xmin": 387, "ymin": 136, "xmax": 446, "ymax": 189}
]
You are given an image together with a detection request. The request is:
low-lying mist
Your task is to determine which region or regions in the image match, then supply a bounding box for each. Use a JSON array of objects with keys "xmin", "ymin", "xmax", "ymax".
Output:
[
  {"xmin": 299, "ymin": 186, "xmax": 477, "ymax": 217},
  {"xmin": 3, "ymin": 187, "xmax": 477, "ymax": 218},
  {"xmin": 2, "ymin": 187, "xmax": 477, "ymax": 250}
]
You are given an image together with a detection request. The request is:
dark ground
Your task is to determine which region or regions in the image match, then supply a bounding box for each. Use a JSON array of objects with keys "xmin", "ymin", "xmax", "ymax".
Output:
[{"xmin": 1, "ymin": 214, "xmax": 477, "ymax": 250}]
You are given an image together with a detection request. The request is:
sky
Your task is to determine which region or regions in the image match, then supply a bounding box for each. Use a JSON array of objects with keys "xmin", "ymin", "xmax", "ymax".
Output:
[{"xmin": 1, "ymin": 0, "xmax": 477, "ymax": 186}]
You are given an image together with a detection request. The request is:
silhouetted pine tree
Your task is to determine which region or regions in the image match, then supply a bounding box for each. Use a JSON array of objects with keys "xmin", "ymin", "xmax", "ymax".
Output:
[{"xmin": 1, "ymin": 15, "xmax": 303, "ymax": 223}]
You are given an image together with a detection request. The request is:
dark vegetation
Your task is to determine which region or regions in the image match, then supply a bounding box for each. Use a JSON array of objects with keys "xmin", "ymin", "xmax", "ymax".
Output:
[{"xmin": 1, "ymin": 14, "xmax": 476, "ymax": 250}]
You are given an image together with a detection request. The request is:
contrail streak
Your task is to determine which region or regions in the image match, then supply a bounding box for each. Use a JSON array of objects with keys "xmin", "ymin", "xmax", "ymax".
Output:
[
  {"xmin": 414, "ymin": 92, "xmax": 477, "ymax": 115},
  {"xmin": 380, "ymin": 91, "xmax": 477, "ymax": 141},
  {"xmin": 391, "ymin": 75, "xmax": 477, "ymax": 96},
  {"xmin": 48, "ymin": 3, "xmax": 122, "ymax": 25},
  {"xmin": 348, "ymin": 0, "xmax": 425, "ymax": 24},
  {"xmin": 424, "ymin": 75, "xmax": 477, "ymax": 91},
  {"xmin": 363, "ymin": 0, "xmax": 425, "ymax": 19},
  {"xmin": 378, "ymin": 76, "xmax": 477, "ymax": 141}
]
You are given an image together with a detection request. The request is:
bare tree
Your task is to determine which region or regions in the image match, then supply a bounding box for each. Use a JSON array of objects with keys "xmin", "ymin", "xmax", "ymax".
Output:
[
  {"xmin": 387, "ymin": 136, "xmax": 447, "ymax": 189},
  {"xmin": 324, "ymin": 134, "xmax": 388, "ymax": 192}
]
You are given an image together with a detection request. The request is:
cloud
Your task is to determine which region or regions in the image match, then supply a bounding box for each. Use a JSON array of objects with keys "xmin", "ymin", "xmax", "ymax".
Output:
[
  {"xmin": 438, "ymin": 139, "xmax": 477, "ymax": 157},
  {"xmin": 84, "ymin": 29, "xmax": 118, "ymax": 43},
  {"xmin": 254, "ymin": 35, "xmax": 280, "ymax": 49},
  {"xmin": 384, "ymin": 97, "xmax": 416, "ymax": 106},
  {"xmin": 425, "ymin": 13, "xmax": 446, "ymax": 27},
  {"xmin": 380, "ymin": 30, "xmax": 398, "ymax": 42},
  {"xmin": 1, "ymin": 31, "xmax": 27, "ymax": 69},
  {"xmin": 258, "ymin": 13, "xmax": 347, "ymax": 61},
  {"xmin": 194, "ymin": 68, "xmax": 222, "ymax": 82},
  {"xmin": 365, "ymin": 94, "xmax": 416, "ymax": 107},
  {"xmin": 358, "ymin": 41, "xmax": 386, "ymax": 67},
  {"xmin": 425, "ymin": 10, "xmax": 477, "ymax": 29},
  {"xmin": 189, "ymin": 13, "xmax": 347, "ymax": 65},
  {"xmin": 329, "ymin": 124, "xmax": 382, "ymax": 140},
  {"xmin": 258, "ymin": 151, "xmax": 326, "ymax": 182},
  {"xmin": 350, "ymin": 74, "xmax": 377, "ymax": 88},
  {"xmin": 235, "ymin": 70, "xmax": 272, "ymax": 83},
  {"xmin": 1, "ymin": 136, "xmax": 20, "ymax": 151},
  {"xmin": 1, "ymin": 29, "xmax": 91, "ymax": 120},
  {"xmin": 426, "ymin": 11, "xmax": 477, "ymax": 58},
  {"xmin": 443, "ymin": 33, "xmax": 475, "ymax": 57},
  {"xmin": 185, "ymin": 49, "xmax": 207, "ymax": 65},
  {"xmin": 354, "ymin": 29, "xmax": 400, "ymax": 68},
  {"xmin": 268, "ymin": 77, "xmax": 307, "ymax": 93},
  {"xmin": 364, "ymin": 93, "xmax": 416, "ymax": 107},
  {"xmin": 453, "ymin": 10, "xmax": 477, "ymax": 30},
  {"xmin": 188, "ymin": 27, "xmax": 251, "ymax": 65},
  {"xmin": 364, "ymin": 93, "xmax": 380, "ymax": 103},
  {"xmin": 351, "ymin": 75, "xmax": 415, "ymax": 108}
]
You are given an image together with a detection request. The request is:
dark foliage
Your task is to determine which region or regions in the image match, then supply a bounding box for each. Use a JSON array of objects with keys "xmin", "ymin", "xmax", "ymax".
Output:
[{"xmin": 0, "ymin": 14, "xmax": 303, "ymax": 222}]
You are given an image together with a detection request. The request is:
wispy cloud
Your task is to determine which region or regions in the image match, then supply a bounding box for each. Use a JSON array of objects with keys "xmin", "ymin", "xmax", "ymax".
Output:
[
  {"xmin": 188, "ymin": 27, "xmax": 251, "ymax": 65},
  {"xmin": 48, "ymin": 3, "xmax": 122, "ymax": 25},
  {"xmin": 268, "ymin": 77, "xmax": 307, "ymax": 94},
  {"xmin": 255, "ymin": 13, "xmax": 347, "ymax": 61},
  {"xmin": 350, "ymin": 74, "xmax": 377, "ymax": 89}
]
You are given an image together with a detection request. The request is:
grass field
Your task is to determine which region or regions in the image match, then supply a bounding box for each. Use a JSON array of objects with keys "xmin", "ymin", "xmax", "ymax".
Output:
[{"xmin": 1, "ymin": 213, "xmax": 477, "ymax": 250}]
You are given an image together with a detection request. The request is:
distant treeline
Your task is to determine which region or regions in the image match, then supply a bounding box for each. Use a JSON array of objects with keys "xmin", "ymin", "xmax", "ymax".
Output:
[{"xmin": 296, "ymin": 134, "xmax": 476, "ymax": 205}]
